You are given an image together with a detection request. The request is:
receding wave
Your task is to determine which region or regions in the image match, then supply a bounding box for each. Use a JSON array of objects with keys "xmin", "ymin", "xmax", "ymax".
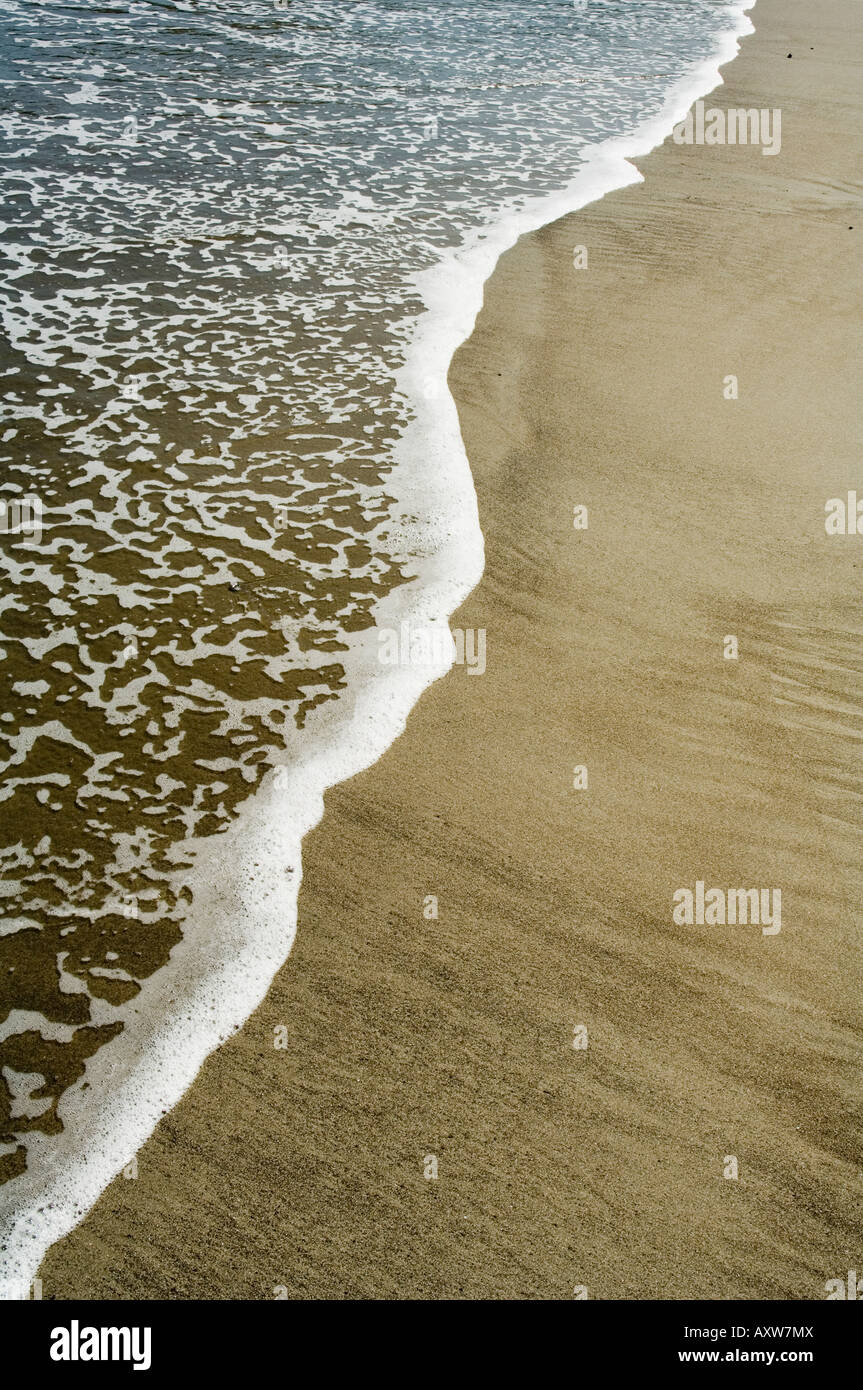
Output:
[{"xmin": 0, "ymin": 0, "xmax": 750, "ymax": 1286}]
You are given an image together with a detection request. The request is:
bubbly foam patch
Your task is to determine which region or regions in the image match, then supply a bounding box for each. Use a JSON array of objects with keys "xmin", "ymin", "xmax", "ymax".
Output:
[{"xmin": 0, "ymin": 0, "xmax": 753, "ymax": 1291}]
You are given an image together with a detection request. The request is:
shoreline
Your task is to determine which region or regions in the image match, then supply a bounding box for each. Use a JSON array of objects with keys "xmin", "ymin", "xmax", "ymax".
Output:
[
  {"xmin": 38, "ymin": 0, "xmax": 863, "ymax": 1299},
  {"xmin": 0, "ymin": 4, "xmax": 755, "ymax": 1292}
]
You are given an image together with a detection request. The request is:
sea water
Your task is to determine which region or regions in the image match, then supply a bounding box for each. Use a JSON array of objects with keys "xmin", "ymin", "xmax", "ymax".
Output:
[{"xmin": 0, "ymin": 0, "xmax": 753, "ymax": 1291}]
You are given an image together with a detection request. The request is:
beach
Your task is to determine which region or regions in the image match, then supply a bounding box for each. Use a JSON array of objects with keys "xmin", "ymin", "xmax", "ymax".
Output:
[{"xmin": 36, "ymin": 0, "xmax": 863, "ymax": 1299}]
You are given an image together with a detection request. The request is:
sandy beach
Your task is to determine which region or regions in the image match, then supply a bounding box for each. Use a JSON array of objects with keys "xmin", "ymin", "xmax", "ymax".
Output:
[{"xmin": 37, "ymin": 0, "xmax": 863, "ymax": 1299}]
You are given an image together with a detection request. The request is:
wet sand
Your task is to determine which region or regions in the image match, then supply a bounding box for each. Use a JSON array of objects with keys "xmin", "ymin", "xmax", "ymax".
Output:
[{"xmin": 39, "ymin": 0, "xmax": 863, "ymax": 1299}]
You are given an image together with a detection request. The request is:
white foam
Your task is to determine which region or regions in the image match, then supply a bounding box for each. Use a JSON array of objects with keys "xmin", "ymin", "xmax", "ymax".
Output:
[{"xmin": 0, "ymin": 0, "xmax": 756, "ymax": 1294}]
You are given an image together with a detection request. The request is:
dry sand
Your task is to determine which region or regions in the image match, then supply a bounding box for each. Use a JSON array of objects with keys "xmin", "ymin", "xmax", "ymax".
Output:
[{"xmin": 39, "ymin": 0, "xmax": 863, "ymax": 1299}]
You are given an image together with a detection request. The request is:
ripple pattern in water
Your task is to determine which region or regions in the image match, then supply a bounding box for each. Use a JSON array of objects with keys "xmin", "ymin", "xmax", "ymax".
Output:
[{"xmin": 0, "ymin": 0, "xmax": 740, "ymax": 1182}]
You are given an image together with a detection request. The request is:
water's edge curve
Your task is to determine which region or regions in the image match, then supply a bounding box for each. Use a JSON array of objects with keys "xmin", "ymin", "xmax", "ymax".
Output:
[{"xmin": 0, "ymin": 0, "xmax": 756, "ymax": 1296}]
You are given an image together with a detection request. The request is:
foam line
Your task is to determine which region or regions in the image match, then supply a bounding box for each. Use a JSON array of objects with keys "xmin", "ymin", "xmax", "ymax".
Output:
[{"xmin": 0, "ymin": 0, "xmax": 756, "ymax": 1297}]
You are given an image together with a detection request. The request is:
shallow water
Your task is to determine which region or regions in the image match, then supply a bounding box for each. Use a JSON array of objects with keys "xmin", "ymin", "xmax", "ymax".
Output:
[{"xmin": 0, "ymin": 0, "xmax": 745, "ymax": 1280}]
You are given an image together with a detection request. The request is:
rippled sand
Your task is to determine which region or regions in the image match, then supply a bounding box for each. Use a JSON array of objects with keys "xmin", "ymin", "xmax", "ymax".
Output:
[
  {"xmin": 30, "ymin": 0, "xmax": 863, "ymax": 1299},
  {"xmin": 1, "ymin": 0, "xmax": 735, "ymax": 1204}
]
